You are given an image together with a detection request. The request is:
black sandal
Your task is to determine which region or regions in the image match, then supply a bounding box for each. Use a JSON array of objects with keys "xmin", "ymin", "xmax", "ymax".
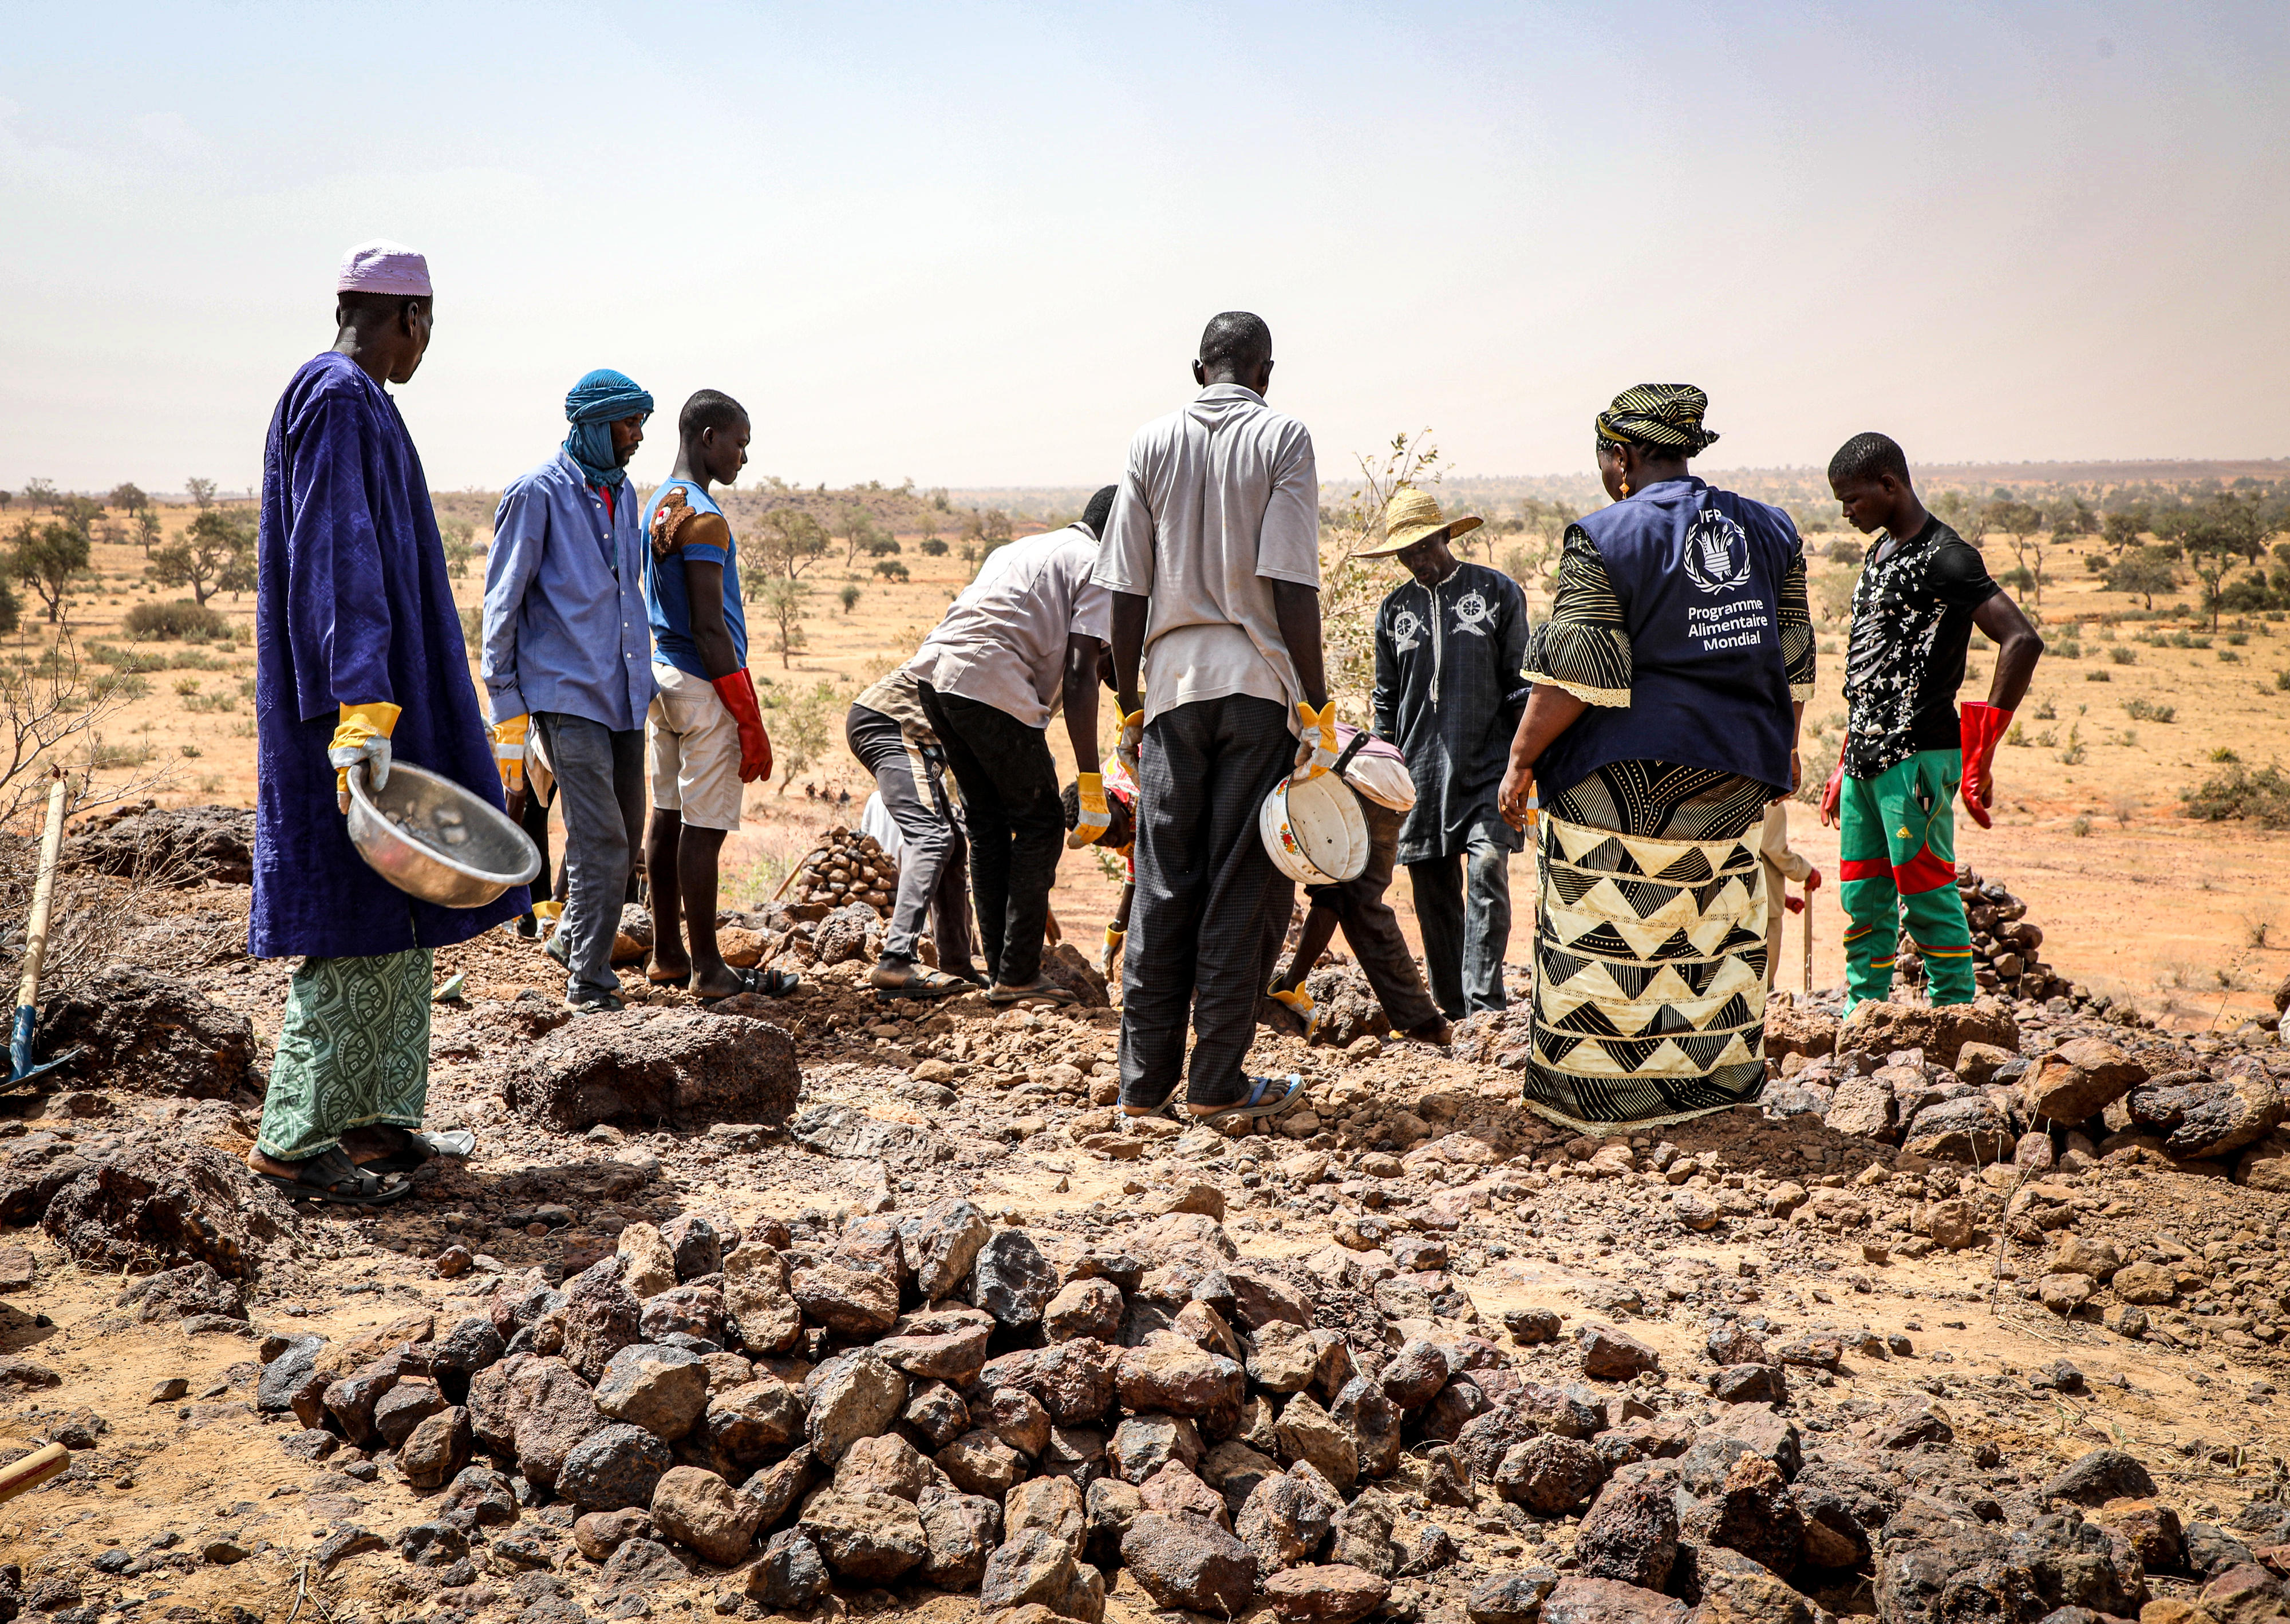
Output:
[
  {"xmin": 697, "ymin": 966, "xmax": 800, "ymax": 1005},
  {"xmin": 871, "ymin": 963, "xmax": 971, "ymax": 1002},
  {"xmin": 352, "ymin": 1128, "xmax": 477, "ymax": 1176},
  {"xmin": 254, "ymin": 1147, "xmax": 411, "ymax": 1207}
]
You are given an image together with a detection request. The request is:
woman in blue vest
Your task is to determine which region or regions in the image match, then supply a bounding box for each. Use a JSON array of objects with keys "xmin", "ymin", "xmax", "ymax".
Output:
[{"xmin": 1495, "ymin": 385, "xmax": 1814, "ymax": 1132}]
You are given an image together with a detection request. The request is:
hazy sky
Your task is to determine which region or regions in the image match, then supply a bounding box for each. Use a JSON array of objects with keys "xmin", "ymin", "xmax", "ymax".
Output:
[{"xmin": 3, "ymin": 2, "xmax": 2285, "ymax": 496}]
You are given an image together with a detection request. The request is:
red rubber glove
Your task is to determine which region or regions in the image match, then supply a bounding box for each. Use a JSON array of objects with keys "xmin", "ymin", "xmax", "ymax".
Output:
[
  {"xmin": 1818, "ymin": 758, "xmax": 1844, "ymax": 827},
  {"xmin": 1787, "ymin": 867, "xmax": 1821, "ymax": 914},
  {"xmin": 1959, "ymin": 702, "xmax": 2012, "ymax": 829},
  {"xmin": 710, "ymin": 670, "xmax": 773, "ymax": 784}
]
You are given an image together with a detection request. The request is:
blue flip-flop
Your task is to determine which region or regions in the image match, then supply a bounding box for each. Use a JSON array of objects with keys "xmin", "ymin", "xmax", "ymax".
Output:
[{"xmin": 1187, "ymin": 1073, "xmax": 1308, "ymax": 1126}]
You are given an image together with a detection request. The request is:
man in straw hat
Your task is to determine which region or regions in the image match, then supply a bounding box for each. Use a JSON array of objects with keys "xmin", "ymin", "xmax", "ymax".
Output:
[
  {"xmin": 482, "ymin": 368, "xmax": 658, "ymax": 1014},
  {"xmin": 1095, "ymin": 311, "xmax": 1328, "ymax": 1125},
  {"xmin": 246, "ymin": 239, "xmax": 521, "ymax": 1206},
  {"xmin": 1365, "ymin": 487, "xmax": 1533, "ymax": 1020}
]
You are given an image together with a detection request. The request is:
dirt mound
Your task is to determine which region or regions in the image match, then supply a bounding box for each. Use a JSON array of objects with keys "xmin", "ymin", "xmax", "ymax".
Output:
[
  {"xmin": 65, "ymin": 801, "xmax": 255, "ymax": 886},
  {"xmin": 35, "ymin": 963, "xmax": 262, "ymax": 1100}
]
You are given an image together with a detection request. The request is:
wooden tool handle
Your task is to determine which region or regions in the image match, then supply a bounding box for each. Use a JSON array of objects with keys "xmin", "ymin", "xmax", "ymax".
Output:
[{"xmin": 0, "ymin": 1441, "xmax": 69, "ymax": 1503}]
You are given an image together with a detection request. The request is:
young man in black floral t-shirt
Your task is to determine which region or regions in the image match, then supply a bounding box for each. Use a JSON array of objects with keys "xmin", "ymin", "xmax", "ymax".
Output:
[{"xmin": 1821, "ymin": 433, "xmax": 2043, "ymax": 1010}]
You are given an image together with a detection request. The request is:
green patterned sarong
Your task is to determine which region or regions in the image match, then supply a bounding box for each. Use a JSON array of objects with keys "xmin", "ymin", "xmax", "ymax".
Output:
[{"xmin": 257, "ymin": 948, "xmax": 434, "ymax": 1161}]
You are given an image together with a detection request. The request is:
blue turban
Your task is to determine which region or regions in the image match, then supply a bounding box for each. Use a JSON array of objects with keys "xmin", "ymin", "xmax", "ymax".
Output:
[{"xmin": 563, "ymin": 369, "xmax": 654, "ymax": 489}]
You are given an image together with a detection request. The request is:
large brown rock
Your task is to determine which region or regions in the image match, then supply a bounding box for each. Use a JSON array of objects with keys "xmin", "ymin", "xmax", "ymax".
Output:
[
  {"xmin": 1115, "ymin": 1334, "xmax": 1245, "ymax": 1420},
  {"xmin": 1761, "ymin": 993, "xmax": 1837, "ymax": 1061},
  {"xmin": 918, "ymin": 1489, "xmax": 1000, "ymax": 1590},
  {"xmin": 650, "ymin": 1465, "xmax": 763, "ymax": 1564},
  {"xmin": 1838, "ymin": 998, "xmax": 2018, "ymax": 1069},
  {"xmin": 1540, "ymin": 1576, "xmax": 1687, "ymax": 1624},
  {"xmin": 696, "ymin": 1377, "xmax": 803, "ymax": 1469},
  {"xmin": 791, "ymin": 1263, "xmax": 899, "ymax": 1334},
  {"xmin": 1823, "ymin": 1073, "xmax": 1898, "ymax": 1143},
  {"xmin": 798, "ymin": 1489, "xmax": 928, "ymax": 1583},
  {"xmin": 1574, "ymin": 1474, "xmax": 1679, "ymax": 1590},
  {"xmin": 503, "ymin": 1007, "xmax": 799, "ymax": 1131},
  {"xmin": 805, "ymin": 1349, "xmax": 906, "ymax": 1464},
  {"xmin": 34, "ymin": 966, "xmax": 259, "ymax": 1100},
  {"xmin": 560, "ymin": 1262, "xmax": 643, "ymax": 1382},
  {"xmin": 1236, "ymin": 1461, "xmax": 1343, "ymax": 1573},
  {"xmin": 595, "ymin": 1342, "xmax": 710, "ymax": 1440},
  {"xmin": 722, "ymin": 1244, "xmax": 802, "ymax": 1355},
  {"xmin": 2018, "ymin": 1037, "xmax": 2146, "ymax": 1125},
  {"xmin": 902, "ymin": 1198, "xmax": 991, "ymax": 1301},
  {"xmin": 879, "ymin": 1306, "xmax": 996, "ymax": 1385},
  {"xmin": 1263, "ymin": 1563, "xmax": 1391, "ymax": 1624},
  {"xmin": 2127, "ymin": 1060, "xmax": 2284, "ymax": 1160},
  {"xmin": 1121, "ymin": 1511, "xmax": 1257, "ymax": 1614},
  {"xmin": 508, "ymin": 1358, "xmax": 605, "ymax": 1489}
]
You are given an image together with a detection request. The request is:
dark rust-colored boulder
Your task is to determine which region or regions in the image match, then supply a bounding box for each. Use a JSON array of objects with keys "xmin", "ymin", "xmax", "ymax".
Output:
[
  {"xmin": 65, "ymin": 803, "xmax": 254, "ymax": 886},
  {"xmin": 503, "ymin": 1007, "xmax": 799, "ymax": 1131},
  {"xmin": 35, "ymin": 966, "xmax": 259, "ymax": 1100}
]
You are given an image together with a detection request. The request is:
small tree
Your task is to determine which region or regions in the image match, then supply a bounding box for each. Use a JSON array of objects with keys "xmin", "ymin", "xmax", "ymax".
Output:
[
  {"xmin": 872, "ymin": 558, "xmax": 910, "ymax": 583},
  {"xmin": 838, "ymin": 505, "xmax": 881, "ymax": 568},
  {"xmin": 757, "ymin": 576, "xmax": 811, "ymax": 667},
  {"xmin": 133, "ymin": 508, "xmax": 163, "ymax": 556},
  {"xmin": 185, "ymin": 477, "xmax": 218, "ymax": 511},
  {"xmin": 754, "ymin": 508, "xmax": 828, "ymax": 579},
  {"xmin": 772, "ymin": 681, "xmax": 840, "ymax": 795},
  {"xmin": 1317, "ymin": 430, "xmax": 1447, "ymax": 708},
  {"xmin": 839, "ymin": 583, "xmax": 862, "ymax": 615},
  {"xmin": 0, "ymin": 576, "xmax": 18, "ymax": 637},
  {"xmin": 2105, "ymin": 547, "xmax": 2177, "ymax": 610},
  {"xmin": 2102, "ymin": 508, "xmax": 2148, "ymax": 554},
  {"xmin": 1985, "ymin": 498, "xmax": 2045, "ymax": 602},
  {"xmin": 56, "ymin": 494, "xmax": 103, "ymax": 539},
  {"xmin": 2181, "ymin": 516, "xmax": 2240, "ymax": 631},
  {"xmin": 438, "ymin": 516, "xmax": 478, "ymax": 579},
  {"xmin": 19, "ymin": 478, "xmax": 57, "ymax": 512},
  {"xmin": 108, "ymin": 482, "xmax": 148, "ymax": 513},
  {"xmin": 920, "ymin": 537, "xmax": 947, "ymax": 557},
  {"xmin": 918, "ymin": 507, "xmax": 939, "ymax": 550},
  {"xmin": 147, "ymin": 509, "xmax": 255, "ymax": 606},
  {"xmin": 9, "ymin": 519, "xmax": 92, "ymax": 624}
]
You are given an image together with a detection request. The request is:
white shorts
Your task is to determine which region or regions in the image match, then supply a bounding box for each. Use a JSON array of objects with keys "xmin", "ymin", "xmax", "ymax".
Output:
[{"xmin": 646, "ymin": 662, "xmax": 744, "ymax": 832}]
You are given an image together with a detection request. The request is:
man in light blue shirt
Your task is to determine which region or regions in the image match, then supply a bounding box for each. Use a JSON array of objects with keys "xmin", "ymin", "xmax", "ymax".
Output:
[{"xmin": 483, "ymin": 368, "xmax": 657, "ymax": 1012}]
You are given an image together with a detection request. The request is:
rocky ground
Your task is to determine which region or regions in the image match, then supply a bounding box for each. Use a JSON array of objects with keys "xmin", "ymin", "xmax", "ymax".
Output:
[{"xmin": 2, "ymin": 815, "xmax": 2290, "ymax": 1624}]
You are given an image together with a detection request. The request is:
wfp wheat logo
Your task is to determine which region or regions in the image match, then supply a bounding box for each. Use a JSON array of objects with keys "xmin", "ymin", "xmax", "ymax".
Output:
[{"xmin": 1681, "ymin": 508, "xmax": 1752, "ymax": 595}]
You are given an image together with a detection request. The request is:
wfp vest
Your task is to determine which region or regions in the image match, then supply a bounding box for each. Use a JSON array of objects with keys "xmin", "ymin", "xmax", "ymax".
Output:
[{"xmin": 1536, "ymin": 477, "xmax": 1797, "ymax": 797}]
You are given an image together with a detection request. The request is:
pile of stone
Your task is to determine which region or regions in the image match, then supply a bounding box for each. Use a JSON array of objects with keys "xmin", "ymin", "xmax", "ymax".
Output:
[
  {"xmin": 1766, "ymin": 989, "xmax": 2290, "ymax": 1192},
  {"xmin": 243, "ymin": 1195, "xmax": 2218, "ymax": 1624},
  {"xmin": 1889, "ymin": 862, "xmax": 2075, "ymax": 1004},
  {"xmin": 786, "ymin": 828, "xmax": 898, "ymax": 922}
]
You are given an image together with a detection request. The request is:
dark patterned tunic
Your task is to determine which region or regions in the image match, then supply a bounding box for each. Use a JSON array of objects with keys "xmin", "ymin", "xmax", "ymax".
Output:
[{"xmin": 1842, "ymin": 517, "xmax": 2000, "ymax": 780}]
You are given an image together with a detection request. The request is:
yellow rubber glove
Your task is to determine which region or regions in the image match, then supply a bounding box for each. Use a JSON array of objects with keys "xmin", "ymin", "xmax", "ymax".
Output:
[
  {"xmin": 532, "ymin": 900, "xmax": 564, "ymax": 922},
  {"xmin": 1269, "ymin": 982, "xmax": 1321, "ymax": 1040},
  {"xmin": 1068, "ymin": 771, "xmax": 1111, "ymax": 849},
  {"xmin": 1115, "ymin": 709, "xmax": 1145, "ymax": 780},
  {"xmin": 1292, "ymin": 700, "xmax": 1340, "ymax": 780},
  {"xmin": 491, "ymin": 713, "xmax": 530, "ymax": 796},
  {"xmin": 330, "ymin": 701, "xmax": 401, "ymax": 813},
  {"xmin": 1099, "ymin": 924, "xmax": 1126, "ymax": 979}
]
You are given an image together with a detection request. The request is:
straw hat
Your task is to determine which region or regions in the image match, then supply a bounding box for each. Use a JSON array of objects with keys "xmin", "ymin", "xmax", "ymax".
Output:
[{"xmin": 1359, "ymin": 485, "xmax": 1482, "ymax": 558}]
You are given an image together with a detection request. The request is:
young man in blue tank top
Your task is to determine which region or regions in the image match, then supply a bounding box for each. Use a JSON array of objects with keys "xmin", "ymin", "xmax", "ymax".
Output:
[{"xmin": 639, "ymin": 390, "xmax": 794, "ymax": 1002}]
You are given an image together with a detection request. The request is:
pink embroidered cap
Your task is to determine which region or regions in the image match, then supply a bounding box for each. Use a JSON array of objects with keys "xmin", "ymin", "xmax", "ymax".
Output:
[{"xmin": 335, "ymin": 239, "xmax": 432, "ymax": 297}]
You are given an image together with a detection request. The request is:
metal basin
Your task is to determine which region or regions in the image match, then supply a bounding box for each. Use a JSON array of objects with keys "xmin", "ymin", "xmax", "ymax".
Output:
[{"xmin": 345, "ymin": 761, "xmax": 540, "ymax": 909}]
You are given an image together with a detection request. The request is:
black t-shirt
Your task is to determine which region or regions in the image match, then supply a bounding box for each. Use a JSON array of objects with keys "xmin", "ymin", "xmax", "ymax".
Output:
[{"xmin": 1842, "ymin": 517, "xmax": 2000, "ymax": 779}]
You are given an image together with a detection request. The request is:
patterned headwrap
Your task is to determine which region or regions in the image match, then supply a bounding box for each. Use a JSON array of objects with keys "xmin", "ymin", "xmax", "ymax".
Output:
[
  {"xmin": 563, "ymin": 369, "xmax": 654, "ymax": 489},
  {"xmin": 1594, "ymin": 384, "xmax": 1720, "ymax": 456}
]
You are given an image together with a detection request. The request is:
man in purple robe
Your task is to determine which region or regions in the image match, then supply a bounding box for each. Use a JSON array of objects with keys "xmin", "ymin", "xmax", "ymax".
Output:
[{"xmin": 246, "ymin": 239, "xmax": 523, "ymax": 1205}]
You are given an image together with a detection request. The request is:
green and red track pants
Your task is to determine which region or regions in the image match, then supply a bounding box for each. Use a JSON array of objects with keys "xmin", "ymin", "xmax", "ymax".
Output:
[{"xmin": 1839, "ymin": 749, "xmax": 1976, "ymax": 1011}]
